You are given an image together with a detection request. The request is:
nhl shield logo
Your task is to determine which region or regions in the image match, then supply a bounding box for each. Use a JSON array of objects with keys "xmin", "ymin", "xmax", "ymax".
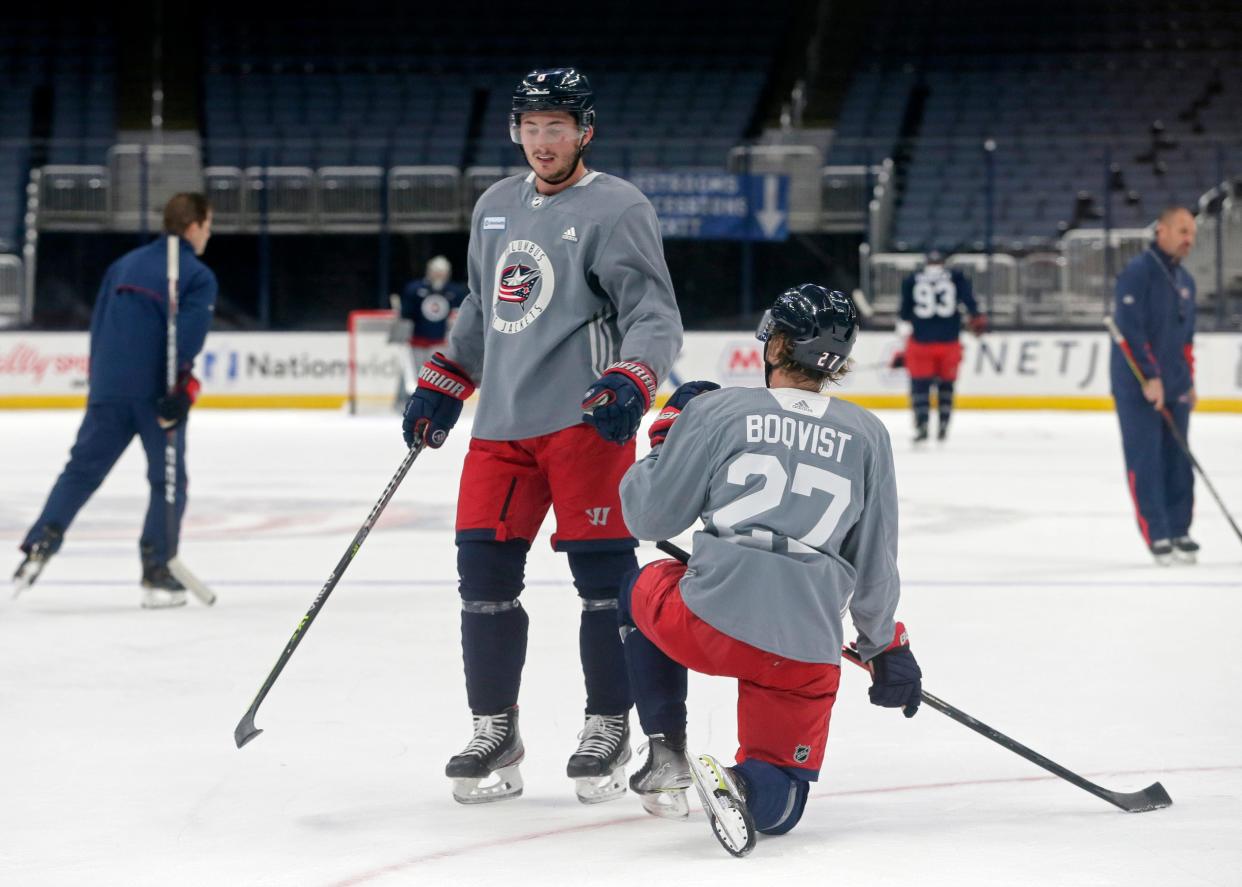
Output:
[{"xmin": 793, "ymin": 745, "xmax": 811, "ymax": 764}]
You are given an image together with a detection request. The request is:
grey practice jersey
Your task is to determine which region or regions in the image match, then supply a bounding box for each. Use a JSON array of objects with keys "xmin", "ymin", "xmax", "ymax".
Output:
[
  {"xmin": 445, "ymin": 171, "xmax": 684, "ymax": 440},
  {"xmin": 620, "ymin": 387, "xmax": 902, "ymax": 664}
]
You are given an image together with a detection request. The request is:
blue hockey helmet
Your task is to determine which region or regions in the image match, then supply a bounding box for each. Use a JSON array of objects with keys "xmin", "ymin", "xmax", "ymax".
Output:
[
  {"xmin": 756, "ymin": 284, "xmax": 859, "ymax": 375},
  {"xmin": 510, "ymin": 68, "xmax": 595, "ymax": 144}
]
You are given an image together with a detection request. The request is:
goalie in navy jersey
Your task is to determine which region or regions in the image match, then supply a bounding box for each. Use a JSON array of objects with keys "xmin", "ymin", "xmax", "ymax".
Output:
[
  {"xmin": 616, "ymin": 284, "xmax": 921, "ymax": 855},
  {"xmin": 401, "ymin": 68, "xmax": 683, "ymax": 806},
  {"xmin": 394, "ymin": 255, "xmax": 466, "ymax": 403},
  {"xmin": 895, "ymin": 252, "xmax": 987, "ymax": 442}
]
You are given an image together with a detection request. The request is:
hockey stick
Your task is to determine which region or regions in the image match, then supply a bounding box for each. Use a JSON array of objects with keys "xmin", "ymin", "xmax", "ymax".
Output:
[
  {"xmin": 1103, "ymin": 315, "xmax": 1242, "ymax": 545},
  {"xmin": 165, "ymin": 237, "xmax": 216, "ymax": 606},
  {"xmin": 234, "ymin": 441, "xmax": 425, "ymax": 748},
  {"xmin": 654, "ymin": 540, "xmax": 1172, "ymax": 813}
]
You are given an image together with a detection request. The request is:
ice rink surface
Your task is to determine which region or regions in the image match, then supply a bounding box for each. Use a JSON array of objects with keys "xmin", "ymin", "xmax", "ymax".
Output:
[{"xmin": 2, "ymin": 407, "xmax": 1239, "ymax": 887}]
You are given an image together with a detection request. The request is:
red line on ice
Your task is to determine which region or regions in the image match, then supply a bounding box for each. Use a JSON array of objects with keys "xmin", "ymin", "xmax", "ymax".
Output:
[{"xmin": 325, "ymin": 764, "xmax": 1241, "ymax": 886}]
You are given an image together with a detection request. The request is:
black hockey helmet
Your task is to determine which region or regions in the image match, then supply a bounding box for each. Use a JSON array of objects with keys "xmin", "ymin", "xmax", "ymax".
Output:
[
  {"xmin": 756, "ymin": 283, "xmax": 859, "ymax": 375},
  {"xmin": 509, "ymin": 67, "xmax": 595, "ymax": 144}
]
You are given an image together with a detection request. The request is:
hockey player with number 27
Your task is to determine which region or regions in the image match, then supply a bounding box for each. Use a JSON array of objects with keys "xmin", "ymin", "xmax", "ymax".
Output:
[
  {"xmin": 617, "ymin": 285, "xmax": 921, "ymax": 856},
  {"xmin": 401, "ymin": 68, "xmax": 683, "ymax": 805}
]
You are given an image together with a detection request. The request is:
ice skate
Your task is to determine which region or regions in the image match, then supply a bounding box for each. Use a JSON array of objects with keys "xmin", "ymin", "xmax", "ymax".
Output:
[
  {"xmin": 630, "ymin": 733, "xmax": 692, "ymax": 820},
  {"xmin": 1171, "ymin": 536, "xmax": 1199, "ymax": 564},
  {"xmin": 1149, "ymin": 539, "xmax": 1174, "ymax": 567},
  {"xmin": 688, "ymin": 753, "xmax": 756, "ymax": 857},
  {"xmin": 913, "ymin": 421, "xmax": 929, "ymax": 444},
  {"xmin": 12, "ymin": 526, "xmax": 63, "ymax": 596},
  {"xmin": 446, "ymin": 706, "xmax": 525, "ymax": 804},
  {"xmin": 141, "ymin": 561, "xmax": 188, "ymax": 609},
  {"xmin": 936, "ymin": 417, "xmax": 950, "ymax": 441},
  {"xmin": 567, "ymin": 712, "xmax": 631, "ymax": 804}
]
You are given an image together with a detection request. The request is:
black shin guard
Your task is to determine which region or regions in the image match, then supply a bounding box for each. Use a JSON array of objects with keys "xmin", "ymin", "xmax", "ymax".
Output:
[
  {"xmin": 568, "ymin": 550, "xmax": 636, "ymax": 714},
  {"xmin": 458, "ymin": 540, "xmax": 530, "ymax": 714}
]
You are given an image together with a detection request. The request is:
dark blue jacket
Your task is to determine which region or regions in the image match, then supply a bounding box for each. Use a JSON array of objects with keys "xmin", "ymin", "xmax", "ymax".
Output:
[
  {"xmin": 399, "ymin": 277, "xmax": 467, "ymax": 345},
  {"xmin": 88, "ymin": 237, "xmax": 218, "ymax": 402},
  {"xmin": 1110, "ymin": 244, "xmax": 1195, "ymax": 402},
  {"xmin": 899, "ymin": 266, "xmax": 980, "ymax": 343}
]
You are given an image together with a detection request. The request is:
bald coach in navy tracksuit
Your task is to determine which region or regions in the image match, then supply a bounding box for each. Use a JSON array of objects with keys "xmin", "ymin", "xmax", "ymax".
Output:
[
  {"xmin": 15, "ymin": 194, "xmax": 216, "ymax": 603},
  {"xmin": 1110, "ymin": 207, "xmax": 1198, "ymax": 565}
]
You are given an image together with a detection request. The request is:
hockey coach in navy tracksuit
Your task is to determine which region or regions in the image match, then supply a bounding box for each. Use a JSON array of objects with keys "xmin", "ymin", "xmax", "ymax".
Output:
[
  {"xmin": 1110, "ymin": 206, "xmax": 1198, "ymax": 566},
  {"xmin": 14, "ymin": 193, "xmax": 216, "ymax": 607}
]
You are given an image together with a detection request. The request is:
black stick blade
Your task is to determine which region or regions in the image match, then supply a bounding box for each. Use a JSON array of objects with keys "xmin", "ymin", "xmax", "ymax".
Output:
[
  {"xmin": 1111, "ymin": 781, "xmax": 1172, "ymax": 813},
  {"xmin": 235, "ymin": 711, "xmax": 263, "ymax": 749}
]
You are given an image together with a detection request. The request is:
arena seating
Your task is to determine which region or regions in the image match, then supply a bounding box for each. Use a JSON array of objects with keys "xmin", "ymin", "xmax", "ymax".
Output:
[
  {"xmin": 827, "ymin": 1, "xmax": 1242, "ymax": 250},
  {"xmin": 0, "ymin": 16, "xmax": 116, "ymax": 253},
  {"xmin": 199, "ymin": 3, "xmax": 783, "ymax": 172}
]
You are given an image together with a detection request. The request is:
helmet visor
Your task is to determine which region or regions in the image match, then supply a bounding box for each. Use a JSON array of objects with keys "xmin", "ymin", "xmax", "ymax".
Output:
[
  {"xmin": 755, "ymin": 309, "xmax": 776, "ymax": 342},
  {"xmin": 510, "ymin": 116, "xmax": 589, "ymax": 146}
]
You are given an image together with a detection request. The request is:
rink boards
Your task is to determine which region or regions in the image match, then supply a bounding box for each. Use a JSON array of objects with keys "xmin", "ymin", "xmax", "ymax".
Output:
[{"xmin": 2, "ymin": 329, "xmax": 1241, "ymax": 411}]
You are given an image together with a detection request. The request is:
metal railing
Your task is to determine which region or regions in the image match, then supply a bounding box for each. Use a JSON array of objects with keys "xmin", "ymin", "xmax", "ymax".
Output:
[
  {"xmin": 38, "ymin": 165, "xmax": 109, "ymax": 227},
  {"xmin": 820, "ymin": 165, "xmax": 872, "ymax": 231},
  {"xmin": 319, "ymin": 166, "xmax": 385, "ymax": 227},
  {"xmin": 0, "ymin": 254, "xmax": 24, "ymax": 327},
  {"xmin": 243, "ymin": 166, "xmax": 316, "ymax": 228},
  {"xmin": 108, "ymin": 144, "xmax": 203, "ymax": 232},
  {"xmin": 389, "ymin": 166, "xmax": 461, "ymax": 229}
]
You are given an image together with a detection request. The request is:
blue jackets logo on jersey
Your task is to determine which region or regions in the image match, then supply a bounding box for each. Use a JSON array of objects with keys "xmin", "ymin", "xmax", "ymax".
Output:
[
  {"xmin": 497, "ymin": 264, "xmax": 540, "ymax": 303},
  {"xmin": 492, "ymin": 240, "xmax": 557, "ymax": 335}
]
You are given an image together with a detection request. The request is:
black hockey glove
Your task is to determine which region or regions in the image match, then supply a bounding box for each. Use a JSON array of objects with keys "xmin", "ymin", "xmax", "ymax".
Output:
[
  {"xmin": 402, "ymin": 353, "xmax": 475, "ymax": 448},
  {"xmin": 865, "ymin": 622, "xmax": 921, "ymax": 718},
  {"xmin": 649, "ymin": 380, "xmax": 720, "ymax": 447},
  {"xmin": 581, "ymin": 361, "xmax": 657, "ymax": 444},
  {"xmin": 156, "ymin": 372, "xmax": 200, "ymax": 430}
]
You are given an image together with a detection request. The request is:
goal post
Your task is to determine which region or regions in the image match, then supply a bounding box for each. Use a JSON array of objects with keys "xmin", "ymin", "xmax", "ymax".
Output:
[{"xmin": 347, "ymin": 309, "xmax": 413, "ymax": 415}]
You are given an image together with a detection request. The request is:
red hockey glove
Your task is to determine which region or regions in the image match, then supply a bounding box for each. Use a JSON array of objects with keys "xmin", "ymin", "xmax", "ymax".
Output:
[
  {"xmin": 156, "ymin": 371, "xmax": 200, "ymax": 429},
  {"xmin": 403, "ymin": 352, "xmax": 475, "ymax": 448},
  {"xmin": 968, "ymin": 314, "xmax": 989, "ymax": 336},
  {"xmin": 649, "ymin": 380, "xmax": 720, "ymax": 447},
  {"xmin": 888, "ymin": 350, "xmax": 907, "ymax": 370}
]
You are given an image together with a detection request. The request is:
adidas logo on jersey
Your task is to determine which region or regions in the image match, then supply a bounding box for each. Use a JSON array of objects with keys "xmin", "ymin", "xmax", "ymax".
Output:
[
  {"xmin": 561, "ymin": 227, "xmax": 578, "ymax": 242},
  {"xmin": 791, "ymin": 399, "xmax": 812, "ymax": 413}
]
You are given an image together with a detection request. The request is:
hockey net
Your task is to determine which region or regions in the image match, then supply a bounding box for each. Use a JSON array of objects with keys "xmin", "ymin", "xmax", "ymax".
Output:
[{"xmin": 347, "ymin": 309, "xmax": 414, "ymax": 415}]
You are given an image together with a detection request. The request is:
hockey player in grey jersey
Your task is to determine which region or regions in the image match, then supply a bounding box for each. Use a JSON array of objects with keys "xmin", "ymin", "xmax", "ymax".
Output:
[
  {"xmin": 401, "ymin": 68, "xmax": 683, "ymax": 805},
  {"xmin": 617, "ymin": 284, "xmax": 922, "ymax": 856}
]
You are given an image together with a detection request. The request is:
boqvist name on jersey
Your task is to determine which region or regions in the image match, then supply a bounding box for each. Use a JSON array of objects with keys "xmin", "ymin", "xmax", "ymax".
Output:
[
  {"xmin": 745, "ymin": 413, "xmax": 853, "ymax": 462},
  {"xmin": 492, "ymin": 239, "xmax": 556, "ymax": 334}
]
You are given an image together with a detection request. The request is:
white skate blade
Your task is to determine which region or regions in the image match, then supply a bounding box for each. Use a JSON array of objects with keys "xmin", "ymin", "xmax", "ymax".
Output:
[
  {"xmin": 451, "ymin": 764, "xmax": 524, "ymax": 804},
  {"xmin": 141, "ymin": 588, "xmax": 188, "ymax": 609},
  {"xmin": 169, "ymin": 558, "xmax": 217, "ymax": 606},
  {"xmin": 688, "ymin": 753, "xmax": 756, "ymax": 858},
  {"xmin": 573, "ymin": 766, "xmax": 628, "ymax": 805},
  {"xmin": 12, "ymin": 560, "xmax": 48, "ymax": 597},
  {"xmin": 1171, "ymin": 550, "xmax": 1197, "ymax": 565},
  {"xmin": 639, "ymin": 788, "xmax": 690, "ymax": 820}
]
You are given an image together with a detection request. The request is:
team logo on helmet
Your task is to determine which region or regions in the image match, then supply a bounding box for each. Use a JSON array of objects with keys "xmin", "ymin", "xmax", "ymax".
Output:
[
  {"xmin": 492, "ymin": 240, "xmax": 556, "ymax": 335},
  {"xmin": 497, "ymin": 264, "xmax": 541, "ymax": 304}
]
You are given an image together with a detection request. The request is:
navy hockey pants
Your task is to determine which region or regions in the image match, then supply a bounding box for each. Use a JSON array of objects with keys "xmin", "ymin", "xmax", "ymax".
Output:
[
  {"xmin": 24, "ymin": 400, "xmax": 188, "ymax": 563},
  {"xmin": 1114, "ymin": 394, "xmax": 1193, "ymax": 544}
]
